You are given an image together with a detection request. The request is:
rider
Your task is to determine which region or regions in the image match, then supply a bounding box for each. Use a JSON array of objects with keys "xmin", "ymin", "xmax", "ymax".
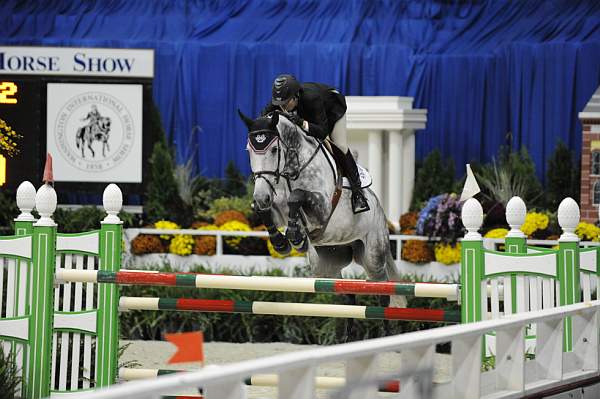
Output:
[
  {"xmin": 81, "ymin": 105, "xmax": 101, "ymax": 127},
  {"xmin": 261, "ymin": 74, "xmax": 370, "ymax": 214}
]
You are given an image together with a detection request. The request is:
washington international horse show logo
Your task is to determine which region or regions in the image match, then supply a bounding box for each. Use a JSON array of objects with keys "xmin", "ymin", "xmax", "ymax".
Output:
[{"xmin": 53, "ymin": 92, "xmax": 135, "ymax": 172}]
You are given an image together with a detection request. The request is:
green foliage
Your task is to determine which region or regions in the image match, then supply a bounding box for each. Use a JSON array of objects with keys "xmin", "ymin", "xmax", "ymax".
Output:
[
  {"xmin": 199, "ymin": 182, "xmax": 254, "ymax": 220},
  {"xmin": 0, "ymin": 346, "xmax": 21, "ymax": 399},
  {"xmin": 475, "ymin": 146, "xmax": 543, "ymax": 207},
  {"xmin": 52, "ymin": 207, "xmax": 136, "ymax": 233},
  {"xmin": 223, "ymin": 161, "xmax": 247, "ymax": 198},
  {"xmin": 0, "ymin": 189, "xmax": 18, "ymax": 233},
  {"xmin": 119, "ymin": 265, "xmax": 460, "ymax": 345},
  {"xmin": 546, "ymin": 140, "xmax": 580, "ymax": 211},
  {"xmin": 191, "ymin": 164, "xmax": 251, "ymax": 219},
  {"xmin": 145, "ymin": 141, "xmax": 190, "ymax": 226},
  {"xmin": 411, "ymin": 150, "xmax": 456, "ymax": 210}
]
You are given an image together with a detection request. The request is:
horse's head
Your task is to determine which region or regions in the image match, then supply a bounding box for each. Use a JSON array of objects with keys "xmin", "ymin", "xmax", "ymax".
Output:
[
  {"xmin": 98, "ymin": 116, "xmax": 111, "ymax": 132},
  {"xmin": 238, "ymin": 110, "xmax": 282, "ymax": 209}
]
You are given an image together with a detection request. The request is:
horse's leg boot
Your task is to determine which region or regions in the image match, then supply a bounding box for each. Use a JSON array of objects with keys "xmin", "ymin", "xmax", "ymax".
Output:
[
  {"xmin": 286, "ymin": 190, "xmax": 310, "ymax": 253},
  {"xmin": 343, "ymin": 150, "xmax": 370, "ymax": 214},
  {"xmin": 253, "ymin": 203, "xmax": 291, "ymax": 255},
  {"xmin": 286, "ymin": 220, "xmax": 308, "ymax": 253}
]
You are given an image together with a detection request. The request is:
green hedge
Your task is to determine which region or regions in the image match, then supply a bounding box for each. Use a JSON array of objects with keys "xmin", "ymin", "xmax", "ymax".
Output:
[{"xmin": 119, "ymin": 266, "xmax": 460, "ymax": 345}]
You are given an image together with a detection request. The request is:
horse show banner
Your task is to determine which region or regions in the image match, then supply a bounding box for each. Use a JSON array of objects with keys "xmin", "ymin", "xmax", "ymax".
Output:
[
  {"xmin": 0, "ymin": 46, "xmax": 154, "ymax": 78},
  {"xmin": 46, "ymin": 83, "xmax": 143, "ymax": 182}
]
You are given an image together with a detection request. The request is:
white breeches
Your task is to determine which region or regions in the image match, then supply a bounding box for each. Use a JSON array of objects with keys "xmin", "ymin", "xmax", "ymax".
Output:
[{"xmin": 330, "ymin": 114, "xmax": 348, "ymax": 153}]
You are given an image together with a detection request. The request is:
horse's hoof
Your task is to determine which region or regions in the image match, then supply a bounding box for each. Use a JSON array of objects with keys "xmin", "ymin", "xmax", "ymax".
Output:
[
  {"xmin": 291, "ymin": 237, "xmax": 308, "ymax": 253},
  {"xmin": 270, "ymin": 233, "xmax": 291, "ymax": 255},
  {"xmin": 274, "ymin": 240, "xmax": 291, "ymax": 255}
]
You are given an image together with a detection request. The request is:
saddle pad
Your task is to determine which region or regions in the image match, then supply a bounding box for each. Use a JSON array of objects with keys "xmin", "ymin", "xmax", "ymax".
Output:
[{"xmin": 342, "ymin": 164, "xmax": 372, "ymax": 189}]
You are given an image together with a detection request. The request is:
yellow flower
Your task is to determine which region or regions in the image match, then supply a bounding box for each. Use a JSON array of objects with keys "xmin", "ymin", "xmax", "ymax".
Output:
[
  {"xmin": 219, "ymin": 220, "xmax": 251, "ymax": 248},
  {"xmin": 169, "ymin": 234, "xmax": 194, "ymax": 255},
  {"xmin": 154, "ymin": 220, "xmax": 180, "ymax": 240},
  {"xmin": 484, "ymin": 228, "xmax": 509, "ymax": 239},
  {"xmin": 434, "ymin": 243, "xmax": 461, "ymax": 265},
  {"xmin": 521, "ymin": 212, "xmax": 549, "ymax": 236},
  {"xmin": 575, "ymin": 222, "xmax": 600, "ymax": 242}
]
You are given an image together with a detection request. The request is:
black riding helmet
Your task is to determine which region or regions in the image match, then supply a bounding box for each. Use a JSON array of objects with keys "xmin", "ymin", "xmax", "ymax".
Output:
[{"xmin": 271, "ymin": 74, "xmax": 301, "ymax": 106}]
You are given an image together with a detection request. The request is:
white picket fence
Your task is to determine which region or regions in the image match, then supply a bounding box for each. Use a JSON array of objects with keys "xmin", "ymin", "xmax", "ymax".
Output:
[{"xmin": 77, "ymin": 300, "xmax": 600, "ymax": 399}]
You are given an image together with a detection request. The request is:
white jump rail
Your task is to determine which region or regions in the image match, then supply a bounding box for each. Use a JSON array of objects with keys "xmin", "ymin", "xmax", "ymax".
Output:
[{"xmin": 75, "ymin": 300, "xmax": 600, "ymax": 399}]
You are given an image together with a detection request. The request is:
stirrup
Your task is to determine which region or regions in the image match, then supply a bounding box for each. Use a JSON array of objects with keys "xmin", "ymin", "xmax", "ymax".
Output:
[{"xmin": 351, "ymin": 191, "xmax": 370, "ymax": 214}]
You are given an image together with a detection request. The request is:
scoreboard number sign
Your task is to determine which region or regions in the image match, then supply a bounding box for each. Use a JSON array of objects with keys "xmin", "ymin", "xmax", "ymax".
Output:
[{"xmin": 0, "ymin": 81, "xmax": 18, "ymax": 104}]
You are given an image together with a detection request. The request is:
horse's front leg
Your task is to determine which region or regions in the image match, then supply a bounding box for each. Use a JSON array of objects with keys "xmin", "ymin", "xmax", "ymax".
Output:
[
  {"xmin": 286, "ymin": 189, "xmax": 311, "ymax": 253},
  {"xmin": 254, "ymin": 204, "xmax": 291, "ymax": 256}
]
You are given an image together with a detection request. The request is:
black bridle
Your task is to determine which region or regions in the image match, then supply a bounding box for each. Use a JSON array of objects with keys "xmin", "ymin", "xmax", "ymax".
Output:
[{"xmin": 248, "ymin": 123, "xmax": 324, "ymax": 196}]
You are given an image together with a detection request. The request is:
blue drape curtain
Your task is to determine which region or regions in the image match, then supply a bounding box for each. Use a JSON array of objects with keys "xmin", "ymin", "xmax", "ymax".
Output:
[{"xmin": 2, "ymin": 0, "xmax": 600, "ymax": 182}]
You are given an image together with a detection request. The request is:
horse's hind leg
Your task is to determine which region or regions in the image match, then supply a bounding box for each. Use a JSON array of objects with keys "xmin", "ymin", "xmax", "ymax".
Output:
[
  {"xmin": 354, "ymin": 232, "xmax": 407, "ymax": 308},
  {"xmin": 311, "ymin": 245, "xmax": 358, "ymax": 342}
]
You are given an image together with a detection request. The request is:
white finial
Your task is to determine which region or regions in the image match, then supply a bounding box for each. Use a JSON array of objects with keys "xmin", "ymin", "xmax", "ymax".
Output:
[
  {"xmin": 558, "ymin": 197, "xmax": 580, "ymax": 242},
  {"xmin": 15, "ymin": 181, "xmax": 36, "ymax": 222},
  {"xmin": 102, "ymin": 184, "xmax": 123, "ymax": 224},
  {"xmin": 505, "ymin": 196, "xmax": 526, "ymax": 238},
  {"xmin": 34, "ymin": 184, "xmax": 57, "ymax": 227},
  {"xmin": 461, "ymin": 198, "xmax": 483, "ymax": 240}
]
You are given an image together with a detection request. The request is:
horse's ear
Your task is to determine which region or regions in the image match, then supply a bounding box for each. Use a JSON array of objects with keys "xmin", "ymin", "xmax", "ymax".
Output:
[
  {"xmin": 237, "ymin": 109, "xmax": 254, "ymax": 130},
  {"xmin": 269, "ymin": 112, "xmax": 279, "ymax": 130}
]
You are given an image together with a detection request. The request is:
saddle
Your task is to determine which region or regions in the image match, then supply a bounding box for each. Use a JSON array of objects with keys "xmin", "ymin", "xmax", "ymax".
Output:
[{"xmin": 322, "ymin": 139, "xmax": 372, "ymax": 189}]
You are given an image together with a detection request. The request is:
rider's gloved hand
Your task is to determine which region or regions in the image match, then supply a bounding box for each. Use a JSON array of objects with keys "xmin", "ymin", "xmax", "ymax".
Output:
[{"xmin": 287, "ymin": 113, "xmax": 305, "ymax": 129}]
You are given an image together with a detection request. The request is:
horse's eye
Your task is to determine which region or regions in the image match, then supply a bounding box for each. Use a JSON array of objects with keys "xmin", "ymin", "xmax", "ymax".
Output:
[{"xmin": 271, "ymin": 147, "xmax": 278, "ymax": 155}]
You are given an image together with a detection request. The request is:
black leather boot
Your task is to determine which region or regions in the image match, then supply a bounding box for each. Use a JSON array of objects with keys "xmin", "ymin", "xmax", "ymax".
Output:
[
  {"xmin": 254, "ymin": 203, "xmax": 291, "ymax": 255},
  {"xmin": 344, "ymin": 150, "xmax": 370, "ymax": 214}
]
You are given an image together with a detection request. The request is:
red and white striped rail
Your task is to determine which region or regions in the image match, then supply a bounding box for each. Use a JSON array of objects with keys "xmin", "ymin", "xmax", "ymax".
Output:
[{"xmin": 56, "ymin": 268, "xmax": 459, "ymax": 300}]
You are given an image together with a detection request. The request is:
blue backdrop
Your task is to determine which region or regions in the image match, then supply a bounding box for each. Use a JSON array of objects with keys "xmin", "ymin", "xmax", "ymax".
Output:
[{"xmin": 2, "ymin": 0, "xmax": 600, "ymax": 183}]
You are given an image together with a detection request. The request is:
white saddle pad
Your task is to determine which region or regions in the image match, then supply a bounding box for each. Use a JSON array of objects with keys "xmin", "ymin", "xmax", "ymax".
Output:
[{"xmin": 342, "ymin": 164, "xmax": 372, "ymax": 189}]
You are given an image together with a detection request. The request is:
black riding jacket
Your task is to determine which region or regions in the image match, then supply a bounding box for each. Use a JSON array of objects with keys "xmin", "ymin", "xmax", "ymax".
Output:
[{"xmin": 261, "ymin": 82, "xmax": 347, "ymax": 140}]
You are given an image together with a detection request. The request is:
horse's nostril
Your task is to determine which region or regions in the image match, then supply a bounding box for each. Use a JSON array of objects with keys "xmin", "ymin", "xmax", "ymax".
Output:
[{"xmin": 255, "ymin": 193, "xmax": 271, "ymax": 209}]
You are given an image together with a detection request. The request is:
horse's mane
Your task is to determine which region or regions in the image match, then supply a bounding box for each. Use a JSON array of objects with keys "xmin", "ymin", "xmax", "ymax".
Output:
[{"xmin": 276, "ymin": 113, "xmax": 319, "ymax": 148}]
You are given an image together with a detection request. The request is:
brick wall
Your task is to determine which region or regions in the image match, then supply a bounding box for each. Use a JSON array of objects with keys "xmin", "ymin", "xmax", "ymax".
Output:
[{"xmin": 580, "ymin": 121, "xmax": 600, "ymax": 222}]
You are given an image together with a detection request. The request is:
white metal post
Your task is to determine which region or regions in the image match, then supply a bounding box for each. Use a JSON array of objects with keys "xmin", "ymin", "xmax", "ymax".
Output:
[
  {"xmin": 278, "ymin": 366, "xmax": 316, "ymax": 399},
  {"xmin": 346, "ymin": 354, "xmax": 379, "ymax": 399}
]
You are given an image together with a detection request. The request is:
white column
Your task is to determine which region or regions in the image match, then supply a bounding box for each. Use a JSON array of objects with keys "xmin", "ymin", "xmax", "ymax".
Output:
[
  {"xmin": 401, "ymin": 129, "xmax": 416, "ymax": 214},
  {"xmin": 387, "ymin": 130, "xmax": 403, "ymax": 224},
  {"xmin": 368, "ymin": 131, "xmax": 383, "ymax": 201}
]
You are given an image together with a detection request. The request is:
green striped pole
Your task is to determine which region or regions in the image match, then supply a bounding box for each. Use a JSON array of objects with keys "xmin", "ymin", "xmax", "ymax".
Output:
[
  {"xmin": 56, "ymin": 269, "xmax": 459, "ymax": 300},
  {"xmin": 95, "ymin": 184, "xmax": 123, "ymax": 388},
  {"xmin": 118, "ymin": 297, "xmax": 461, "ymax": 323},
  {"xmin": 557, "ymin": 198, "xmax": 581, "ymax": 352},
  {"xmin": 460, "ymin": 198, "xmax": 484, "ymax": 324},
  {"xmin": 27, "ymin": 184, "xmax": 57, "ymax": 398}
]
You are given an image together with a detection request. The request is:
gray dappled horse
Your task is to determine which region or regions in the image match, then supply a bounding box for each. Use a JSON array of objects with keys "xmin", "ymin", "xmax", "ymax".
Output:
[
  {"xmin": 76, "ymin": 116, "xmax": 111, "ymax": 158},
  {"xmin": 239, "ymin": 111, "xmax": 406, "ymax": 315}
]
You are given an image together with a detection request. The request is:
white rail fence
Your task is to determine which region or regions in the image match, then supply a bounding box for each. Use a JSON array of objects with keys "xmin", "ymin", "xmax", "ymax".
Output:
[
  {"xmin": 78, "ymin": 300, "xmax": 600, "ymax": 399},
  {"xmin": 125, "ymin": 228, "xmax": 600, "ymax": 259}
]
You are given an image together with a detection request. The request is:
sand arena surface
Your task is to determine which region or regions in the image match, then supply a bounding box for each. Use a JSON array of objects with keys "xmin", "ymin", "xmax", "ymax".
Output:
[{"xmin": 120, "ymin": 340, "xmax": 451, "ymax": 398}]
